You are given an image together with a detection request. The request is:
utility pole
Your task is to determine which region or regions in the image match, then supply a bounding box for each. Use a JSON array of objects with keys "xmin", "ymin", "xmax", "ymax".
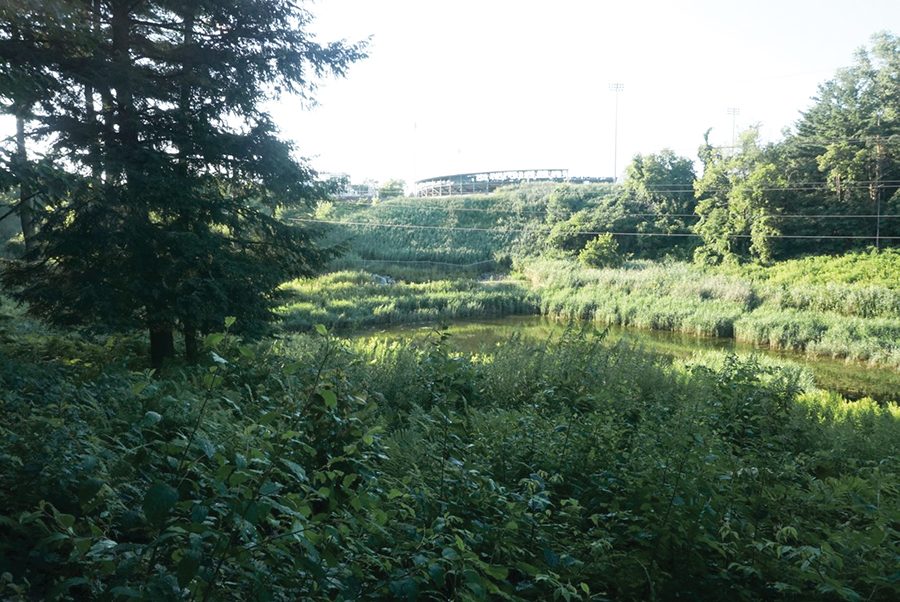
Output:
[
  {"xmin": 727, "ymin": 107, "xmax": 740, "ymax": 150},
  {"xmin": 875, "ymin": 135, "xmax": 883, "ymax": 251},
  {"xmin": 609, "ymin": 83, "xmax": 624, "ymax": 182},
  {"xmin": 412, "ymin": 120, "xmax": 418, "ymax": 197}
]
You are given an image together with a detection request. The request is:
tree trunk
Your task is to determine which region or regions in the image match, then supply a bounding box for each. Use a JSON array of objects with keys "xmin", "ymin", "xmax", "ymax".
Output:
[
  {"xmin": 150, "ymin": 326, "xmax": 175, "ymax": 371},
  {"xmin": 113, "ymin": 1, "xmax": 173, "ymax": 371},
  {"xmin": 184, "ymin": 327, "xmax": 199, "ymax": 363},
  {"xmin": 111, "ymin": 0, "xmax": 136, "ymax": 161},
  {"xmin": 15, "ymin": 114, "xmax": 36, "ymax": 256},
  {"xmin": 84, "ymin": 0, "xmax": 100, "ymax": 179},
  {"xmin": 178, "ymin": 8, "xmax": 199, "ymax": 361}
]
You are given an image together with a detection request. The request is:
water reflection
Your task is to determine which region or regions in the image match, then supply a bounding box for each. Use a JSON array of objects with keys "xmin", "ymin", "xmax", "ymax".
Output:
[{"xmin": 356, "ymin": 316, "xmax": 900, "ymax": 403}]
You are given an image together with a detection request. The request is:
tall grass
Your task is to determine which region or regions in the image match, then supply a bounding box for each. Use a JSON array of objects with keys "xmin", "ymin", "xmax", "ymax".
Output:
[
  {"xmin": 524, "ymin": 256, "xmax": 900, "ymax": 368},
  {"xmin": 527, "ymin": 259, "xmax": 753, "ymax": 338},
  {"xmin": 735, "ymin": 309, "xmax": 900, "ymax": 364},
  {"xmin": 723, "ymin": 247, "xmax": 900, "ymax": 288},
  {"xmin": 280, "ymin": 252, "xmax": 900, "ymax": 368},
  {"xmin": 278, "ymin": 270, "xmax": 538, "ymax": 331}
]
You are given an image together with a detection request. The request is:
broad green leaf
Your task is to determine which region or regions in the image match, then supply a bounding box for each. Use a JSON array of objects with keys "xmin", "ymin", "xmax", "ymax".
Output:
[
  {"xmin": 260, "ymin": 481, "xmax": 281, "ymax": 496},
  {"xmin": 282, "ymin": 459, "xmax": 308, "ymax": 482},
  {"xmin": 177, "ymin": 551, "xmax": 201, "ymax": 587},
  {"xmin": 204, "ymin": 333, "xmax": 225, "ymax": 349},
  {"xmin": 140, "ymin": 411, "xmax": 162, "ymax": 428},
  {"xmin": 143, "ymin": 482, "xmax": 178, "ymax": 526},
  {"xmin": 483, "ymin": 565, "xmax": 508, "ymax": 580},
  {"xmin": 191, "ymin": 504, "xmax": 209, "ymax": 524},
  {"xmin": 77, "ymin": 477, "xmax": 104, "ymax": 504},
  {"xmin": 110, "ymin": 586, "xmax": 142, "ymax": 598},
  {"xmin": 56, "ymin": 513, "xmax": 76, "ymax": 529},
  {"xmin": 321, "ymin": 389, "xmax": 337, "ymax": 409},
  {"xmin": 196, "ymin": 437, "xmax": 216, "ymax": 459}
]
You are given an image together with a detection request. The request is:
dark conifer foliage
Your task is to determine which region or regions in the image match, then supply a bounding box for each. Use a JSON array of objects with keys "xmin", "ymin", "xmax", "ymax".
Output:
[{"xmin": 0, "ymin": 0, "xmax": 365, "ymax": 367}]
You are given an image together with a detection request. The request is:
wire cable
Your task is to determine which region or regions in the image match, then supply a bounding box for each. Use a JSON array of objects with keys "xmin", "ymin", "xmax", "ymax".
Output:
[
  {"xmin": 294, "ymin": 218, "xmax": 900, "ymax": 241},
  {"xmin": 346, "ymin": 258, "xmax": 497, "ymax": 267},
  {"xmin": 331, "ymin": 201, "xmax": 900, "ymax": 220}
]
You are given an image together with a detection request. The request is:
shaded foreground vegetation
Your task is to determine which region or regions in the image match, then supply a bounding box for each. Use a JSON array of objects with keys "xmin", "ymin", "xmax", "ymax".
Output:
[{"xmin": 1, "ymin": 323, "xmax": 897, "ymax": 601}]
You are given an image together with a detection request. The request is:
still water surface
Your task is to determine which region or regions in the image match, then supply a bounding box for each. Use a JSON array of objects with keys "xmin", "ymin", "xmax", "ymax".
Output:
[{"xmin": 355, "ymin": 316, "xmax": 899, "ymax": 402}]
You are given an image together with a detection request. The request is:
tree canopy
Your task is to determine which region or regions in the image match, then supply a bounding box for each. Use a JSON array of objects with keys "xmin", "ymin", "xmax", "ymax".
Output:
[
  {"xmin": 693, "ymin": 32, "xmax": 899, "ymax": 264},
  {"xmin": 0, "ymin": 0, "xmax": 365, "ymax": 366}
]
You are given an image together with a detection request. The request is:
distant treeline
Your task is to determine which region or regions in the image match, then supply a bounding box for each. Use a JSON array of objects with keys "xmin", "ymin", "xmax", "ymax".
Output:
[{"xmin": 318, "ymin": 32, "xmax": 899, "ymax": 267}]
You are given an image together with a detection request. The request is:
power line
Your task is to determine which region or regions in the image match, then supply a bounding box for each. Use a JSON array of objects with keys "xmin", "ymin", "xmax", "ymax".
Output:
[
  {"xmin": 330, "ymin": 201, "xmax": 900, "ymax": 220},
  {"xmin": 609, "ymin": 83, "xmax": 624, "ymax": 183},
  {"xmin": 294, "ymin": 217, "xmax": 900, "ymax": 241},
  {"xmin": 713, "ymin": 135, "xmax": 900, "ymax": 150},
  {"xmin": 335, "ymin": 180, "xmax": 900, "ymax": 197},
  {"xmin": 340, "ymin": 202, "xmax": 701, "ymax": 217},
  {"xmin": 345, "ymin": 258, "xmax": 497, "ymax": 268}
]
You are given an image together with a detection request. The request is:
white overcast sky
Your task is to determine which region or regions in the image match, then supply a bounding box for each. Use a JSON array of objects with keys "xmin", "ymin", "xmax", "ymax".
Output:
[
  {"xmin": 269, "ymin": 0, "xmax": 900, "ymax": 186},
  {"xmin": 2, "ymin": 1, "xmax": 896, "ymax": 187}
]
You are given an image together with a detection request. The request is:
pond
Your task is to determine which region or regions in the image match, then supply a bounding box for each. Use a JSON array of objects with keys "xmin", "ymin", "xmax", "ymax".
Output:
[{"xmin": 354, "ymin": 315, "xmax": 900, "ymax": 402}]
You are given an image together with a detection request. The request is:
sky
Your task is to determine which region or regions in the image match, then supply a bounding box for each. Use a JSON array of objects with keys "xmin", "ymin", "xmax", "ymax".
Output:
[{"xmin": 268, "ymin": 0, "xmax": 900, "ymax": 187}]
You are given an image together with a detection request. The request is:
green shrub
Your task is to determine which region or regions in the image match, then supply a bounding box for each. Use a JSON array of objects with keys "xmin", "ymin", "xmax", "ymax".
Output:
[
  {"xmin": 577, "ymin": 233, "xmax": 622, "ymax": 268},
  {"xmin": 1, "ymin": 325, "xmax": 898, "ymax": 600}
]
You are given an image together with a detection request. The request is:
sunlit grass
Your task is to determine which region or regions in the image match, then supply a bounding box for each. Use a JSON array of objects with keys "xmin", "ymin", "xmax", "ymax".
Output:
[
  {"xmin": 278, "ymin": 270, "xmax": 538, "ymax": 331},
  {"xmin": 524, "ymin": 256, "xmax": 900, "ymax": 368}
]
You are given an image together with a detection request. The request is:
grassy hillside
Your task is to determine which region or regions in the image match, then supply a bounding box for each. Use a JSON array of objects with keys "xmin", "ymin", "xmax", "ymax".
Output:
[{"xmin": 309, "ymin": 183, "xmax": 615, "ymax": 274}]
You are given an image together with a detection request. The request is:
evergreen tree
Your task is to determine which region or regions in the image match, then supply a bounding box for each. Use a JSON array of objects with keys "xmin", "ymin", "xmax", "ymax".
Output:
[
  {"xmin": 0, "ymin": 0, "xmax": 79, "ymax": 255},
  {"xmin": 786, "ymin": 31, "xmax": 900, "ymax": 252},
  {"xmin": 0, "ymin": 0, "xmax": 365, "ymax": 367}
]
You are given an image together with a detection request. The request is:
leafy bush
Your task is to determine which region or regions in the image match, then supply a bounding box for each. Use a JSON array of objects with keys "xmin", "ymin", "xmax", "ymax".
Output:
[
  {"xmin": 577, "ymin": 234, "xmax": 622, "ymax": 268},
  {"xmin": 1, "ymin": 323, "xmax": 898, "ymax": 600}
]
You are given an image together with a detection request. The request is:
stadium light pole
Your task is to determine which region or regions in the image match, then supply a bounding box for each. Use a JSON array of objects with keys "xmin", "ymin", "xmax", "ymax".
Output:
[{"xmin": 609, "ymin": 83, "xmax": 624, "ymax": 182}]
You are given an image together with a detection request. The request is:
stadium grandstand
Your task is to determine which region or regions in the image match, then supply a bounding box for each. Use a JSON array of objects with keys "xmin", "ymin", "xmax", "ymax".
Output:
[{"xmin": 414, "ymin": 169, "xmax": 613, "ymax": 197}]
